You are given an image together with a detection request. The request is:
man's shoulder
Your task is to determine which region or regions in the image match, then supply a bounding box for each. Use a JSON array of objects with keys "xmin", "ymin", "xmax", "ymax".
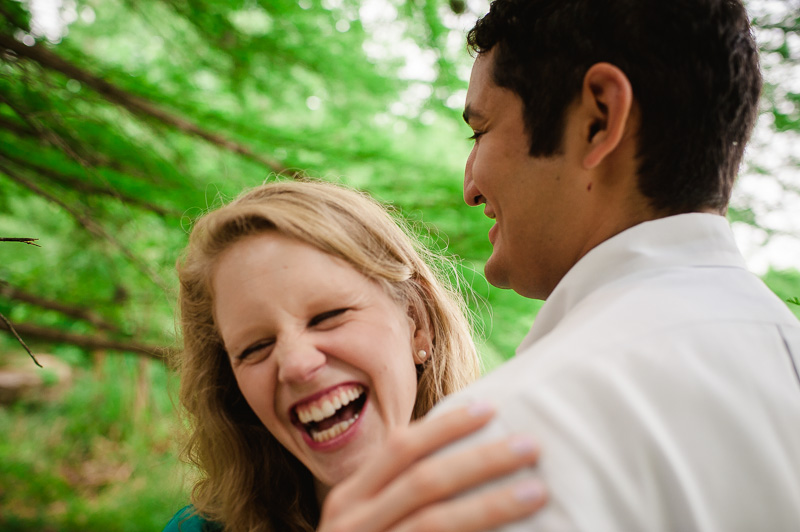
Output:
[
  {"xmin": 444, "ymin": 262, "xmax": 800, "ymax": 450},
  {"xmin": 441, "ymin": 297, "xmax": 800, "ymax": 532},
  {"xmin": 543, "ymin": 262, "xmax": 797, "ymax": 355},
  {"xmin": 438, "ymin": 246, "xmax": 800, "ymax": 531},
  {"xmin": 452, "ymin": 269, "xmax": 799, "ymax": 410},
  {"xmin": 599, "ymin": 260, "xmax": 789, "ymax": 318}
]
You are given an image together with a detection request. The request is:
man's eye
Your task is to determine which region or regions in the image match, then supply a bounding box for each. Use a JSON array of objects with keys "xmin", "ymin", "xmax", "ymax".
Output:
[
  {"xmin": 468, "ymin": 131, "xmax": 484, "ymax": 142},
  {"xmin": 237, "ymin": 340, "xmax": 274, "ymax": 361},
  {"xmin": 309, "ymin": 308, "xmax": 348, "ymax": 327}
]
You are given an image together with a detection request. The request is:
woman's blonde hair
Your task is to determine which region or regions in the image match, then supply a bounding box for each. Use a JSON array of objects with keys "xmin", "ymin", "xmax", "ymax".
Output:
[{"xmin": 174, "ymin": 180, "xmax": 480, "ymax": 531}]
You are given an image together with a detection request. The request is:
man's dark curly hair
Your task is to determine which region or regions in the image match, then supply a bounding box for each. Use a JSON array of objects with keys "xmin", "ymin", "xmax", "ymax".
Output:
[{"xmin": 467, "ymin": 0, "xmax": 762, "ymax": 214}]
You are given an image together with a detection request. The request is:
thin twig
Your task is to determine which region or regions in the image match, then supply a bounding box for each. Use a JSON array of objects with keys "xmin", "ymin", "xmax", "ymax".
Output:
[
  {"xmin": 0, "ymin": 237, "xmax": 40, "ymax": 247},
  {"xmin": 0, "ymin": 311, "xmax": 42, "ymax": 367}
]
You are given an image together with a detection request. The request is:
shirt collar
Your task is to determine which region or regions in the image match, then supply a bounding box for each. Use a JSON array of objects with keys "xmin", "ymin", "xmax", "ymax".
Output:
[{"xmin": 517, "ymin": 213, "xmax": 747, "ymax": 352}]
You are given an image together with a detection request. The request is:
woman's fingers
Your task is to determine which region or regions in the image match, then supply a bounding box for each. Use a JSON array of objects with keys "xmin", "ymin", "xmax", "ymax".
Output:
[
  {"xmin": 343, "ymin": 433, "xmax": 541, "ymax": 531},
  {"xmin": 336, "ymin": 402, "xmax": 497, "ymax": 498},
  {"xmin": 390, "ymin": 477, "xmax": 547, "ymax": 532},
  {"xmin": 319, "ymin": 404, "xmax": 544, "ymax": 532}
]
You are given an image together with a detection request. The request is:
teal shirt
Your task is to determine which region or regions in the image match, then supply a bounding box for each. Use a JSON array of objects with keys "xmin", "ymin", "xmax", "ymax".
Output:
[{"xmin": 163, "ymin": 506, "xmax": 222, "ymax": 532}]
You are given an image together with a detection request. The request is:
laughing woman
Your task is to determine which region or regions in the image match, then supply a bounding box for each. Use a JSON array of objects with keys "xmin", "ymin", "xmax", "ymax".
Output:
[{"xmin": 164, "ymin": 180, "xmax": 543, "ymax": 532}]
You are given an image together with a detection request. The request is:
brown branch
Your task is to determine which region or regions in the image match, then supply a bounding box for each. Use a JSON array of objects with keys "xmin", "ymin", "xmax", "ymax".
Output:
[
  {"xmin": 0, "ymin": 4, "xmax": 29, "ymax": 33},
  {"xmin": 0, "ymin": 92, "xmax": 185, "ymax": 188},
  {"xmin": 0, "ymin": 319, "xmax": 169, "ymax": 360},
  {"xmin": 0, "ymin": 237, "xmax": 40, "ymax": 247},
  {"xmin": 0, "ymin": 33, "xmax": 285, "ymax": 173},
  {"xmin": 0, "ymin": 150, "xmax": 178, "ymax": 218},
  {"xmin": 0, "ymin": 281, "xmax": 120, "ymax": 333},
  {"xmin": 0, "ymin": 116, "xmax": 37, "ymax": 138},
  {"xmin": 0, "ymin": 161, "xmax": 169, "ymax": 291},
  {"xmin": 0, "ymin": 92, "xmax": 99, "ymax": 170},
  {"xmin": 0, "ymin": 312, "xmax": 42, "ymax": 367}
]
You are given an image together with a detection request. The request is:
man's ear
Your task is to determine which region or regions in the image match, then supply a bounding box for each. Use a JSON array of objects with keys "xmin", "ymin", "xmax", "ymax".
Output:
[{"xmin": 580, "ymin": 63, "xmax": 633, "ymax": 169}]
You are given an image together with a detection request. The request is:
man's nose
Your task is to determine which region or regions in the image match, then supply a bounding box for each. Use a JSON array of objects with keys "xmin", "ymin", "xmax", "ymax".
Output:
[
  {"xmin": 276, "ymin": 338, "xmax": 326, "ymax": 384},
  {"xmin": 463, "ymin": 145, "xmax": 482, "ymax": 206}
]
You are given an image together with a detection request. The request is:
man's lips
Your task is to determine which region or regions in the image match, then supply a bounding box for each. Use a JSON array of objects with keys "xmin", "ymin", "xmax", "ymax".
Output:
[
  {"xmin": 483, "ymin": 204, "xmax": 498, "ymax": 244},
  {"xmin": 488, "ymin": 222, "xmax": 499, "ymax": 245}
]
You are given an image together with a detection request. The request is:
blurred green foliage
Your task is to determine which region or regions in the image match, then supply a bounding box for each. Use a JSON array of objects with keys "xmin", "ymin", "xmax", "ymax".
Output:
[
  {"xmin": 0, "ymin": 0, "xmax": 798, "ymax": 529},
  {"xmin": 762, "ymin": 268, "xmax": 800, "ymax": 319},
  {"xmin": 0, "ymin": 347, "xmax": 185, "ymax": 531}
]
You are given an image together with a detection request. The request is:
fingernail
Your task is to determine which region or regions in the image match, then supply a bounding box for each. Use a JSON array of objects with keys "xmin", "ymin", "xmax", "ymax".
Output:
[
  {"xmin": 467, "ymin": 400, "xmax": 494, "ymax": 416},
  {"xmin": 514, "ymin": 479, "xmax": 545, "ymax": 503},
  {"xmin": 508, "ymin": 435, "xmax": 538, "ymax": 455}
]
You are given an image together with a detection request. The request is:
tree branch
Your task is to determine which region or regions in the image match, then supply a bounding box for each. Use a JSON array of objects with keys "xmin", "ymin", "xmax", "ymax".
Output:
[
  {"xmin": 0, "ymin": 91, "xmax": 189, "ymax": 189},
  {"xmin": 0, "ymin": 3, "xmax": 30, "ymax": 33},
  {"xmin": 0, "ymin": 319, "xmax": 170, "ymax": 360},
  {"xmin": 0, "ymin": 312, "xmax": 42, "ymax": 367},
  {"xmin": 0, "ymin": 150, "xmax": 178, "ymax": 218},
  {"xmin": 0, "ymin": 33, "xmax": 286, "ymax": 173},
  {"xmin": 0, "ymin": 281, "xmax": 120, "ymax": 333},
  {"xmin": 0, "ymin": 92, "xmax": 99, "ymax": 170},
  {"xmin": 0, "ymin": 115, "xmax": 37, "ymax": 138}
]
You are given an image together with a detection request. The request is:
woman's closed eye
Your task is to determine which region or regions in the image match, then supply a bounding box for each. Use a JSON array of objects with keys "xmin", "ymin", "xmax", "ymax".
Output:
[
  {"xmin": 308, "ymin": 308, "xmax": 349, "ymax": 328},
  {"xmin": 234, "ymin": 309, "xmax": 349, "ymax": 361},
  {"xmin": 237, "ymin": 339, "xmax": 275, "ymax": 361}
]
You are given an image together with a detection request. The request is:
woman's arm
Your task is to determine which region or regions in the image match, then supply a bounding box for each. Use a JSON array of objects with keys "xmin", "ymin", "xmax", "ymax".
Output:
[{"xmin": 318, "ymin": 402, "xmax": 546, "ymax": 532}]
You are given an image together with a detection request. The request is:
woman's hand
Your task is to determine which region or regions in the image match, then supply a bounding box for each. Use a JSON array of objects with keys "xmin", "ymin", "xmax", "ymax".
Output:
[{"xmin": 318, "ymin": 402, "xmax": 546, "ymax": 532}]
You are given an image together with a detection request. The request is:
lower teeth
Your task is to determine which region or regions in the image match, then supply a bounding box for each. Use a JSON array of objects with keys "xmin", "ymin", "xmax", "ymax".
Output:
[{"xmin": 311, "ymin": 413, "xmax": 360, "ymax": 443}]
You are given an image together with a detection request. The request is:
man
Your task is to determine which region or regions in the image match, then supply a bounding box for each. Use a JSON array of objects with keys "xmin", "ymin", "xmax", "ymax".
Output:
[
  {"xmin": 441, "ymin": 0, "xmax": 800, "ymax": 530},
  {"xmin": 319, "ymin": 1, "xmax": 800, "ymax": 530}
]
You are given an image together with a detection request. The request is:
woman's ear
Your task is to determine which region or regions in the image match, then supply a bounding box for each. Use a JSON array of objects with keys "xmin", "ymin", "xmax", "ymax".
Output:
[
  {"xmin": 413, "ymin": 350, "xmax": 428, "ymax": 365},
  {"xmin": 408, "ymin": 303, "xmax": 433, "ymax": 364},
  {"xmin": 580, "ymin": 62, "xmax": 633, "ymax": 169},
  {"xmin": 412, "ymin": 327, "xmax": 433, "ymax": 364}
]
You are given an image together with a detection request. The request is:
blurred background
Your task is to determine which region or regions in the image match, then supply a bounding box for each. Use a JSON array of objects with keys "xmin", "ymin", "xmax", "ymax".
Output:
[{"xmin": 0, "ymin": 0, "xmax": 798, "ymax": 529}]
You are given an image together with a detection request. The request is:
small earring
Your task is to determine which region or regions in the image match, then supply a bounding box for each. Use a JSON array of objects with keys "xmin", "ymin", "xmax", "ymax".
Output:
[{"xmin": 416, "ymin": 349, "xmax": 428, "ymax": 362}]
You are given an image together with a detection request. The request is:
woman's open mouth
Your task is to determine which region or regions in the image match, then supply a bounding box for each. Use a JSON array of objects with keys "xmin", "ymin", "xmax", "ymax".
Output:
[{"xmin": 292, "ymin": 384, "xmax": 367, "ymax": 444}]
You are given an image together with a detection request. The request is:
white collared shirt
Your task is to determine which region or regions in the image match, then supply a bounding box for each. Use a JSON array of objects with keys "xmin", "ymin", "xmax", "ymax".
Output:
[{"xmin": 437, "ymin": 213, "xmax": 800, "ymax": 531}]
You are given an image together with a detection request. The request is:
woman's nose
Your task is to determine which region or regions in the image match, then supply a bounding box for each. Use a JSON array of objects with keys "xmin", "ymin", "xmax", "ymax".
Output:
[{"xmin": 275, "ymin": 339, "xmax": 326, "ymax": 384}]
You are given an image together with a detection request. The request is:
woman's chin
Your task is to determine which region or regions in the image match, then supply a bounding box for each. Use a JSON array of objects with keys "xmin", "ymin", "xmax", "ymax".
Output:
[
  {"xmin": 310, "ymin": 457, "xmax": 361, "ymax": 502},
  {"xmin": 303, "ymin": 410, "xmax": 378, "ymax": 489}
]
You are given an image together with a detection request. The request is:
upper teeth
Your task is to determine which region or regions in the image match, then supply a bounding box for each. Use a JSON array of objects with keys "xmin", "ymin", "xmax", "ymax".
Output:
[{"xmin": 296, "ymin": 385, "xmax": 364, "ymax": 424}]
